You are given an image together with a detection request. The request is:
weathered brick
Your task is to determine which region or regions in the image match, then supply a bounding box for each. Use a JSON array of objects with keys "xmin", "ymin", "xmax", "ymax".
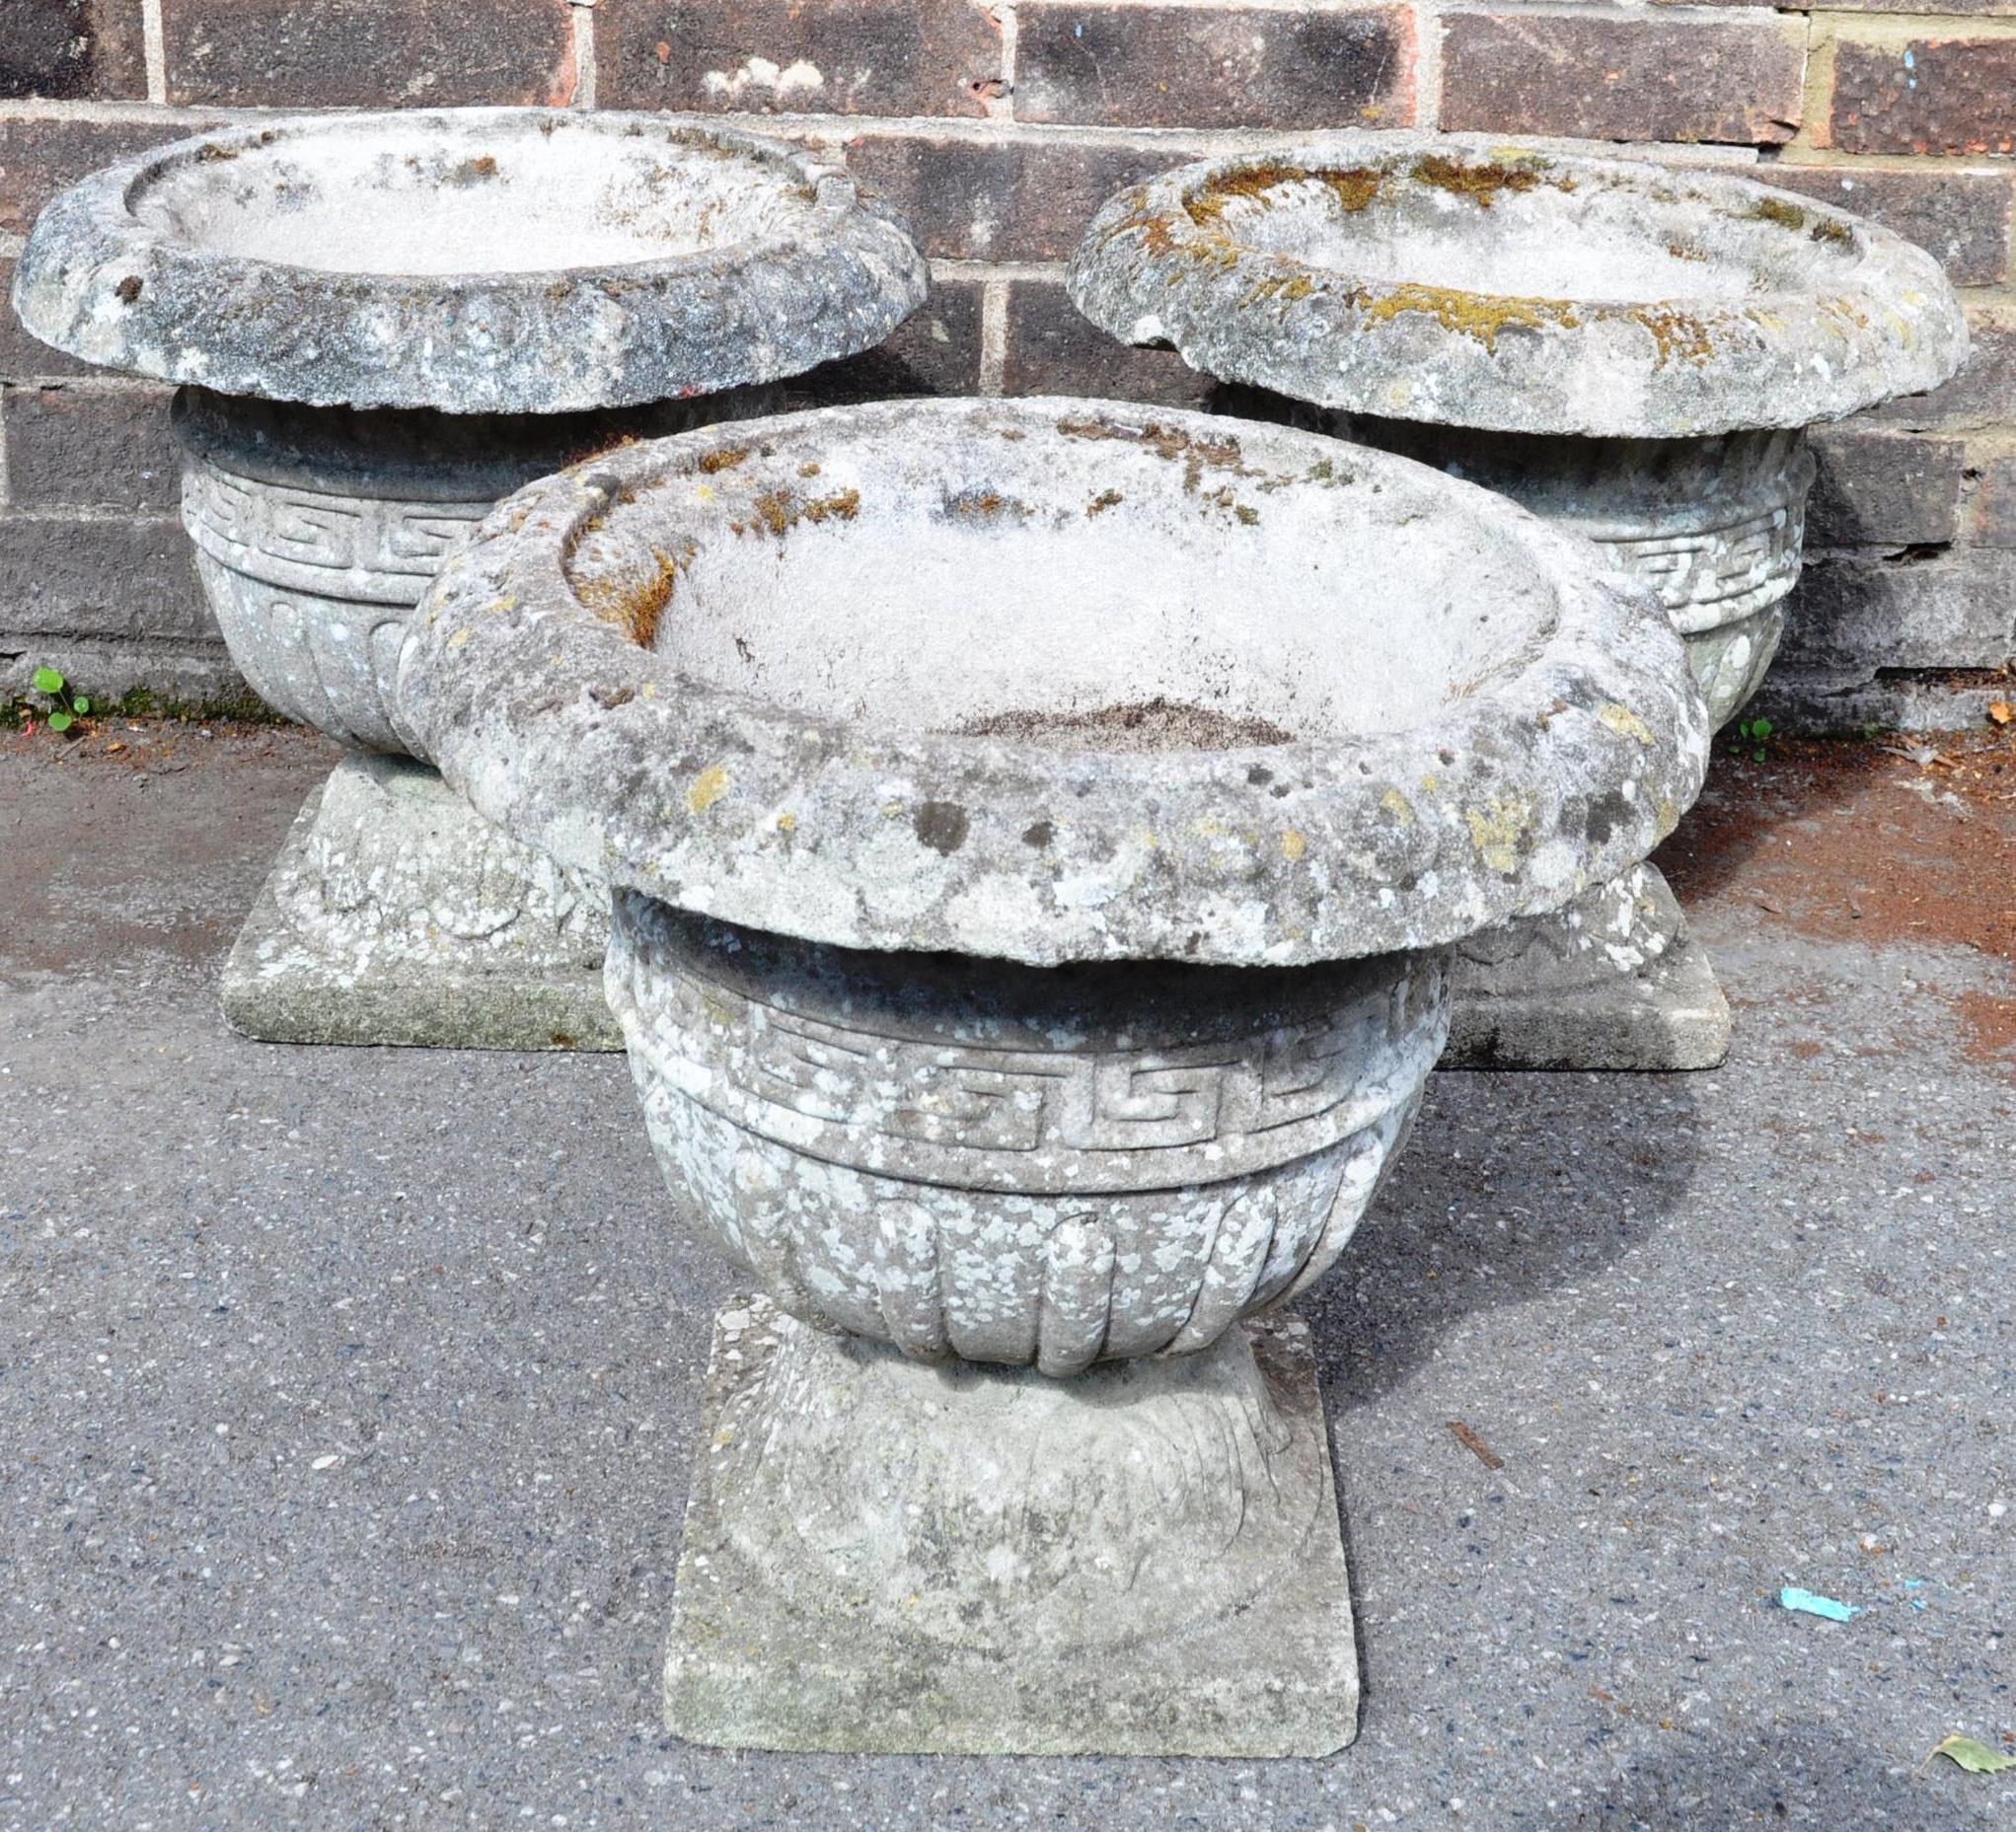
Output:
[
  {"xmin": 1806, "ymin": 428, "xmax": 1966, "ymax": 548},
  {"xmin": 600, "ymin": 0, "xmax": 1001, "ymax": 116},
  {"xmin": 1748, "ymin": 163, "xmax": 2011, "ymax": 286},
  {"xmin": 1015, "ymin": 4, "xmax": 1414, "ymax": 131},
  {"xmin": 1828, "ymin": 37, "xmax": 2016, "ymax": 156},
  {"xmin": 1441, "ymin": 10, "xmax": 1806, "ymax": 145},
  {"xmin": 841, "ymin": 132, "xmax": 1171, "ymax": 264},
  {"xmin": 1871, "ymin": 306, "xmax": 2016, "ymax": 432},
  {"xmin": 0, "ymin": 514, "xmax": 208, "ymax": 640},
  {"xmin": 1002, "ymin": 279, "xmax": 1219, "ymax": 406},
  {"xmin": 0, "ymin": 0, "xmax": 146, "ymax": 100},
  {"xmin": 0, "ymin": 116, "xmax": 220, "ymax": 238},
  {"xmin": 161, "ymin": 0, "xmax": 576, "ymax": 108},
  {"xmin": 1974, "ymin": 452, "xmax": 2016, "ymax": 550},
  {"xmin": 1778, "ymin": 549, "xmax": 2016, "ymax": 676},
  {"xmin": 4, "ymin": 384, "xmax": 180, "ymax": 511}
]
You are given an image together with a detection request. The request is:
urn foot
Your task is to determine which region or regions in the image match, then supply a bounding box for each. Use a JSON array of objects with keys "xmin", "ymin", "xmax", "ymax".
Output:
[
  {"xmin": 1443, "ymin": 863, "xmax": 1731, "ymax": 1071},
  {"xmin": 663, "ymin": 1296, "xmax": 1360, "ymax": 1757},
  {"xmin": 220, "ymin": 754, "xmax": 621, "ymax": 1051}
]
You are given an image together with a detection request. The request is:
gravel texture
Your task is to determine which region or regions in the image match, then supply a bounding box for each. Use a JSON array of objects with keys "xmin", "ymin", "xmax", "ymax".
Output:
[{"xmin": 0, "ymin": 723, "xmax": 2010, "ymax": 1829}]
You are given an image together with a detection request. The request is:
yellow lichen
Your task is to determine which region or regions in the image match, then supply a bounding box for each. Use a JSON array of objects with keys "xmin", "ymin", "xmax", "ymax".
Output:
[
  {"xmin": 1598, "ymin": 703, "xmax": 1656, "ymax": 745},
  {"xmin": 777, "ymin": 811, "xmax": 797, "ymax": 834},
  {"xmin": 1361, "ymin": 283, "xmax": 1579, "ymax": 349},
  {"xmin": 686, "ymin": 766, "xmax": 730, "ymax": 816},
  {"xmin": 1463, "ymin": 797, "xmax": 1533, "ymax": 873},
  {"xmin": 1380, "ymin": 788, "xmax": 1415, "ymax": 825},
  {"xmin": 1281, "ymin": 830, "xmax": 1307, "ymax": 861}
]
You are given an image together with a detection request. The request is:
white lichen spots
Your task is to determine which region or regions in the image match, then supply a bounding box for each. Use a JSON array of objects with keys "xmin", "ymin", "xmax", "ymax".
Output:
[{"xmin": 703, "ymin": 57, "xmax": 826, "ymax": 103}]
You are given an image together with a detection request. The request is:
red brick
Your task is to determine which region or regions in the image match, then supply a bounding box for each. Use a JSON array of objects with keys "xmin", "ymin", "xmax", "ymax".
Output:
[
  {"xmin": 161, "ymin": 0, "xmax": 576, "ymax": 108},
  {"xmin": 4, "ymin": 383, "xmax": 180, "ymax": 511},
  {"xmin": 1805, "ymin": 428, "xmax": 1966, "ymax": 548},
  {"xmin": 0, "ymin": 0, "xmax": 145, "ymax": 100},
  {"xmin": 1749, "ymin": 164, "xmax": 2011, "ymax": 287},
  {"xmin": 1002, "ymin": 279, "xmax": 1220, "ymax": 406},
  {"xmin": 842, "ymin": 133, "xmax": 1175, "ymax": 264},
  {"xmin": 600, "ymin": 0, "xmax": 1001, "ymax": 117},
  {"xmin": 1828, "ymin": 37, "xmax": 2016, "ymax": 156},
  {"xmin": 1441, "ymin": 11, "xmax": 1806, "ymax": 145},
  {"xmin": 0, "ymin": 116, "xmax": 221, "ymax": 239},
  {"xmin": 1014, "ymin": 4, "xmax": 1414, "ymax": 131}
]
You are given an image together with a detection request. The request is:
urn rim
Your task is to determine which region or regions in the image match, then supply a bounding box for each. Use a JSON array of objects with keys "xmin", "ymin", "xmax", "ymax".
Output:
[
  {"xmin": 11, "ymin": 109, "xmax": 928, "ymax": 414},
  {"xmin": 1067, "ymin": 134, "xmax": 1968, "ymax": 439},
  {"xmin": 398, "ymin": 396, "xmax": 1711, "ymax": 968}
]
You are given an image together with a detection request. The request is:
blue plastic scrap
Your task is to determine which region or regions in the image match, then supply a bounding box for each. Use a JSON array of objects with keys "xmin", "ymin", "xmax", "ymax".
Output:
[{"xmin": 1779, "ymin": 1586, "xmax": 1861, "ymax": 1622}]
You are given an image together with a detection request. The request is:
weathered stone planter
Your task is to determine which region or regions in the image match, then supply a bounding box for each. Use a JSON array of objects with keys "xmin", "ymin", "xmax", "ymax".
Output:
[
  {"xmin": 13, "ymin": 108, "xmax": 926, "ymax": 1047},
  {"xmin": 397, "ymin": 398, "xmax": 1709, "ymax": 1753},
  {"xmin": 1070, "ymin": 135, "xmax": 1967, "ymax": 1069}
]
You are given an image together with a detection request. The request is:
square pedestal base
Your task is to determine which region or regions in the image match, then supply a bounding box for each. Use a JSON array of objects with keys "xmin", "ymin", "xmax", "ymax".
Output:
[
  {"xmin": 219, "ymin": 758, "xmax": 623, "ymax": 1051},
  {"xmin": 664, "ymin": 1299, "xmax": 1361, "ymax": 1757},
  {"xmin": 1442, "ymin": 863, "xmax": 1732, "ymax": 1071}
]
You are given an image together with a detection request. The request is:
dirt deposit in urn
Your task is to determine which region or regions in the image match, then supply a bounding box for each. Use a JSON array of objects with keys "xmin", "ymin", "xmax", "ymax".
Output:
[{"xmin": 958, "ymin": 697, "xmax": 1293, "ymax": 753}]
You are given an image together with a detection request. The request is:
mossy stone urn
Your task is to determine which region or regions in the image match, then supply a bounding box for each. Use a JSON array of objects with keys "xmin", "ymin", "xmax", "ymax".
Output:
[
  {"xmin": 1070, "ymin": 135, "xmax": 1967, "ymax": 1070},
  {"xmin": 397, "ymin": 397, "xmax": 1709, "ymax": 1754},
  {"xmin": 11, "ymin": 108, "xmax": 927, "ymax": 1048}
]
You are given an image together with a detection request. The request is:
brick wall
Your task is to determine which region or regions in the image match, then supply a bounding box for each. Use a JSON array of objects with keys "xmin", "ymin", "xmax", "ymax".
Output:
[{"xmin": 2, "ymin": 1, "xmax": 2011, "ymax": 726}]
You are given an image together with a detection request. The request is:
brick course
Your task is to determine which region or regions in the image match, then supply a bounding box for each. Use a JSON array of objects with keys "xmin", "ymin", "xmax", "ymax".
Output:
[
  {"xmin": 600, "ymin": 0, "xmax": 1002, "ymax": 117},
  {"xmin": 0, "ymin": 0, "xmax": 2008, "ymax": 726},
  {"xmin": 1015, "ymin": 5, "xmax": 1414, "ymax": 131},
  {"xmin": 1441, "ymin": 10, "xmax": 1807, "ymax": 145},
  {"xmin": 161, "ymin": 0, "xmax": 577, "ymax": 109}
]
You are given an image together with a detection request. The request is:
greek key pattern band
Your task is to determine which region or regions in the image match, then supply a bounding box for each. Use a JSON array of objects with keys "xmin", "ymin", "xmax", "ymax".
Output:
[{"xmin": 1602, "ymin": 495, "xmax": 1806, "ymax": 629}]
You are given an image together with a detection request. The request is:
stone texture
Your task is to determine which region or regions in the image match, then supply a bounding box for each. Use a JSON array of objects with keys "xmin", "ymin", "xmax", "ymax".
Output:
[
  {"xmin": 1069, "ymin": 138, "xmax": 1967, "ymax": 440},
  {"xmin": 221, "ymin": 756, "xmax": 621, "ymax": 1052},
  {"xmin": 0, "ymin": 261, "xmax": 114, "ymax": 378},
  {"xmin": 1002, "ymin": 278, "xmax": 1218, "ymax": 406},
  {"xmin": 401, "ymin": 397, "xmax": 1709, "ymax": 968},
  {"xmin": 599, "ymin": 0, "xmax": 1003, "ymax": 118},
  {"xmin": 0, "ymin": 514, "xmax": 206, "ymax": 639},
  {"xmin": 1871, "ymin": 304, "xmax": 2016, "ymax": 431},
  {"xmin": 664, "ymin": 1299, "xmax": 1360, "ymax": 1755},
  {"xmin": 1442, "ymin": 863, "xmax": 1731, "ymax": 1071},
  {"xmin": 1015, "ymin": 3, "xmax": 1415, "ymax": 131},
  {"xmin": 1829, "ymin": 37, "xmax": 2016, "ymax": 157},
  {"xmin": 3, "ymin": 382, "xmax": 178, "ymax": 511},
  {"xmin": 14, "ymin": 110, "xmax": 929, "ymax": 414},
  {"xmin": 0, "ymin": 631, "xmax": 240, "ymax": 702},
  {"xmin": 610, "ymin": 896, "xmax": 1444, "ymax": 1364},
  {"xmin": 0, "ymin": 0, "xmax": 145, "ymax": 100},
  {"xmin": 1974, "ymin": 450, "xmax": 2016, "ymax": 549},
  {"xmin": 1440, "ymin": 11, "xmax": 1807, "ymax": 145},
  {"xmin": 1747, "ymin": 162, "xmax": 2013, "ymax": 287},
  {"xmin": 160, "ymin": 0, "xmax": 577, "ymax": 108},
  {"xmin": 1806, "ymin": 427, "xmax": 1966, "ymax": 548}
]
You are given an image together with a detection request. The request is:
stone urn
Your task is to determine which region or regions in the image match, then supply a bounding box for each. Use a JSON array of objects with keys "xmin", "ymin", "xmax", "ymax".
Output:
[
  {"xmin": 12, "ymin": 108, "xmax": 926, "ymax": 1048},
  {"xmin": 1069, "ymin": 135, "xmax": 1967, "ymax": 1069},
  {"xmin": 396, "ymin": 397, "xmax": 1709, "ymax": 1754}
]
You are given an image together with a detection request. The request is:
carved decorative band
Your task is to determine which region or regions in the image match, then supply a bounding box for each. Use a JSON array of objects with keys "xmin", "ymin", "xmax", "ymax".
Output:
[
  {"xmin": 610, "ymin": 946, "xmax": 1448, "ymax": 1194},
  {"xmin": 1601, "ymin": 493, "xmax": 1807, "ymax": 632},
  {"xmin": 180, "ymin": 452, "xmax": 491, "ymax": 609}
]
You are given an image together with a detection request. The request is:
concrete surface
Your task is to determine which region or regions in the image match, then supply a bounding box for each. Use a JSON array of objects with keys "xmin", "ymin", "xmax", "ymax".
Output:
[{"xmin": 1, "ymin": 721, "xmax": 2011, "ymax": 1830}]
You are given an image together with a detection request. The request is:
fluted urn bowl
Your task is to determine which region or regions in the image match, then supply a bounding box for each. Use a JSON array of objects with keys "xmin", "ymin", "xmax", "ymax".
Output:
[{"xmin": 399, "ymin": 397, "xmax": 1708, "ymax": 1367}]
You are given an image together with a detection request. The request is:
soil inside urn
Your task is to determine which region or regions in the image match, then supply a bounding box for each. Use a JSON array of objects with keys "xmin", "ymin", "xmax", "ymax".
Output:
[{"xmin": 957, "ymin": 696, "xmax": 1293, "ymax": 751}]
